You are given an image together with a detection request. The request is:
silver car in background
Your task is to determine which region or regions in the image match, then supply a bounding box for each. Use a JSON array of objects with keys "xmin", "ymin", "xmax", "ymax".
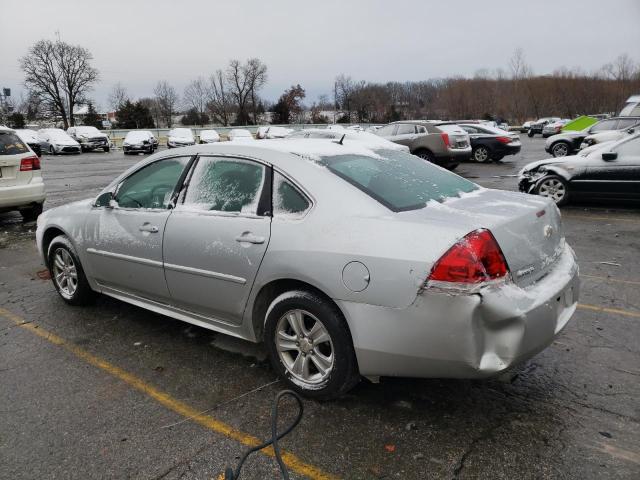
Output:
[{"xmin": 36, "ymin": 140, "xmax": 579, "ymax": 398}]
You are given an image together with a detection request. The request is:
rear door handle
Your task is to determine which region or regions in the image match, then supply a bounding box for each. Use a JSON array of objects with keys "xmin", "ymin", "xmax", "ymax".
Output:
[
  {"xmin": 139, "ymin": 224, "xmax": 159, "ymax": 233},
  {"xmin": 235, "ymin": 233, "xmax": 265, "ymax": 244}
]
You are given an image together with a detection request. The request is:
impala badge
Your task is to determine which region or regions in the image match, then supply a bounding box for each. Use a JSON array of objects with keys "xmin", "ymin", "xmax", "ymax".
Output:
[{"xmin": 544, "ymin": 225, "xmax": 554, "ymax": 238}]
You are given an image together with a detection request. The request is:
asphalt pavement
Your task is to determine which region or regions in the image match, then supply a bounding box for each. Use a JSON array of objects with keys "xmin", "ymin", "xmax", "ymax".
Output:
[{"xmin": 1, "ymin": 136, "xmax": 639, "ymax": 479}]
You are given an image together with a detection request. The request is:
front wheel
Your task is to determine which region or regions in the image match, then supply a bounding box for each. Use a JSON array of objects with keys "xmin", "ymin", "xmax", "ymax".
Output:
[
  {"xmin": 264, "ymin": 291, "xmax": 359, "ymax": 400},
  {"xmin": 414, "ymin": 149, "xmax": 434, "ymax": 163},
  {"xmin": 103, "ymin": 146, "xmax": 110, "ymax": 153},
  {"xmin": 536, "ymin": 175, "xmax": 569, "ymax": 206},
  {"xmin": 473, "ymin": 146, "xmax": 490, "ymax": 163},
  {"xmin": 47, "ymin": 235, "xmax": 95, "ymax": 305},
  {"xmin": 527, "ymin": 130, "xmax": 535, "ymax": 137},
  {"xmin": 551, "ymin": 142, "xmax": 570, "ymax": 157}
]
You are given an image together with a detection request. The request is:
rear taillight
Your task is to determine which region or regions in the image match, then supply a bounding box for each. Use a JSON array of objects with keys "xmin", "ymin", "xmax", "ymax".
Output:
[
  {"xmin": 440, "ymin": 132, "xmax": 450, "ymax": 147},
  {"xmin": 20, "ymin": 155, "xmax": 41, "ymax": 171},
  {"xmin": 427, "ymin": 229, "xmax": 509, "ymax": 286},
  {"xmin": 496, "ymin": 136, "xmax": 511, "ymax": 144}
]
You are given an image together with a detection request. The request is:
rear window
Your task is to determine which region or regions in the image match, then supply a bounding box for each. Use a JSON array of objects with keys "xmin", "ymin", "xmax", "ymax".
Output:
[
  {"xmin": 0, "ymin": 131, "xmax": 29, "ymax": 155},
  {"xmin": 320, "ymin": 149, "xmax": 478, "ymax": 212},
  {"xmin": 437, "ymin": 124, "xmax": 467, "ymax": 135}
]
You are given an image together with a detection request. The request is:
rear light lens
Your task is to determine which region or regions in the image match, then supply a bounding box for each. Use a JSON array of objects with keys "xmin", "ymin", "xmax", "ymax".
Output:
[
  {"xmin": 496, "ymin": 136, "xmax": 511, "ymax": 144},
  {"xmin": 20, "ymin": 155, "xmax": 41, "ymax": 171},
  {"xmin": 440, "ymin": 132, "xmax": 450, "ymax": 147},
  {"xmin": 427, "ymin": 229, "xmax": 509, "ymax": 286}
]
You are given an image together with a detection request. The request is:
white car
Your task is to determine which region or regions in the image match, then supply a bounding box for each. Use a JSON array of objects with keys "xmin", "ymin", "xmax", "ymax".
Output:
[
  {"xmin": 38, "ymin": 129, "xmax": 81, "ymax": 155},
  {"xmin": 228, "ymin": 129, "xmax": 254, "ymax": 142},
  {"xmin": 167, "ymin": 128, "xmax": 195, "ymax": 149},
  {"xmin": 288, "ymin": 128, "xmax": 410, "ymax": 152},
  {"xmin": 0, "ymin": 127, "xmax": 46, "ymax": 220},
  {"xmin": 256, "ymin": 126, "xmax": 292, "ymax": 139},
  {"xmin": 67, "ymin": 126, "xmax": 110, "ymax": 152},
  {"xmin": 14, "ymin": 129, "xmax": 44, "ymax": 156},
  {"xmin": 123, "ymin": 131, "xmax": 155, "ymax": 155},
  {"xmin": 581, "ymin": 124, "xmax": 638, "ymax": 149},
  {"xmin": 199, "ymin": 130, "xmax": 220, "ymax": 143}
]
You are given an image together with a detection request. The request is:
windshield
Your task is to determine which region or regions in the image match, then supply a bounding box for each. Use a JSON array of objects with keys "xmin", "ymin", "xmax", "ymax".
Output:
[
  {"xmin": 170, "ymin": 129, "xmax": 193, "ymax": 138},
  {"xmin": 76, "ymin": 126, "xmax": 100, "ymax": 135},
  {"xmin": 15, "ymin": 130, "xmax": 39, "ymax": 142},
  {"xmin": 320, "ymin": 149, "xmax": 478, "ymax": 212},
  {"xmin": 125, "ymin": 132, "xmax": 149, "ymax": 142}
]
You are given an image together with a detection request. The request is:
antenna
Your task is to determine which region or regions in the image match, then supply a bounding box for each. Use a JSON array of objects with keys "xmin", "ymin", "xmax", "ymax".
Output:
[{"xmin": 338, "ymin": 134, "xmax": 345, "ymax": 145}]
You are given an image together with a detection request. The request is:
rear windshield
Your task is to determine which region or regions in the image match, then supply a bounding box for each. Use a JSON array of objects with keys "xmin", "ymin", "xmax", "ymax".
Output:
[
  {"xmin": 0, "ymin": 131, "xmax": 29, "ymax": 155},
  {"xmin": 320, "ymin": 149, "xmax": 478, "ymax": 211}
]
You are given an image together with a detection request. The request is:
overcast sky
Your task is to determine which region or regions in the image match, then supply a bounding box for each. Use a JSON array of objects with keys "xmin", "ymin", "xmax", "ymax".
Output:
[{"xmin": 2, "ymin": 0, "xmax": 639, "ymax": 110}]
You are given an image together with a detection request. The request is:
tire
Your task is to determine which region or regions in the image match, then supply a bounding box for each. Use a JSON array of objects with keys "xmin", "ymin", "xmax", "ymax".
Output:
[
  {"xmin": 527, "ymin": 130, "xmax": 535, "ymax": 137},
  {"xmin": 103, "ymin": 146, "xmax": 110, "ymax": 153},
  {"xmin": 551, "ymin": 142, "xmax": 570, "ymax": 157},
  {"xmin": 414, "ymin": 149, "xmax": 434, "ymax": 163},
  {"xmin": 49, "ymin": 145, "xmax": 55, "ymax": 155},
  {"xmin": 473, "ymin": 146, "xmax": 490, "ymax": 163},
  {"xmin": 147, "ymin": 146, "xmax": 153, "ymax": 154},
  {"xmin": 47, "ymin": 235, "xmax": 95, "ymax": 305},
  {"xmin": 20, "ymin": 203, "xmax": 43, "ymax": 222},
  {"xmin": 264, "ymin": 290, "xmax": 359, "ymax": 400},
  {"xmin": 535, "ymin": 175, "xmax": 569, "ymax": 206}
]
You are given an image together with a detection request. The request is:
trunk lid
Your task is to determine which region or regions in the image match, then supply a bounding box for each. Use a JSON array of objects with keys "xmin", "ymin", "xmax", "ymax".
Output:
[{"xmin": 398, "ymin": 189, "xmax": 564, "ymax": 287}]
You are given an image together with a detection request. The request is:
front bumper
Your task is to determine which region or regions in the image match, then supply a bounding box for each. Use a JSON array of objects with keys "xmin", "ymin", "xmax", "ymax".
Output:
[
  {"xmin": 54, "ymin": 145, "xmax": 81, "ymax": 154},
  {"xmin": 338, "ymin": 243, "xmax": 579, "ymax": 378},
  {"xmin": 0, "ymin": 178, "xmax": 46, "ymax": 210}
]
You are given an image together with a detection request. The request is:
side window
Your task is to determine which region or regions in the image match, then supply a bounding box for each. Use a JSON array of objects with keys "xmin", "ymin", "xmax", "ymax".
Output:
[
  {"xmin": 416, "ymin": 125, "xmax": 428, "ymax": 134},
  {"xmin": 613, "ymin": 137, "xmax": 640, "ymax": 157},
  {"xmin": 396, "ymin": 124, "xmax": 415, "ymax": 135},
  {"xmin": 461, "ymin": 126, "xmax": 477, "ymax": 134},
  {"xmin": 590, "ymin": 120, "xmax": 617, "ymax": 133},
  {"xmin": 273, "ymin": 172, "xmax": 310, "ymax": 217},
  {"xmin": 116, "ymin": 156, "xmax": 190, "ymax": 209},
  {"xmin": 183, "ymin": 157, "xmax": 265, "ymax": 213},
  {"xmin": 0, "ymin": 131, "xmax": 29, "ymax": 155},
  {"xmin": 615, "ymin": 118, "xmax": 637, "ymax": 130}
]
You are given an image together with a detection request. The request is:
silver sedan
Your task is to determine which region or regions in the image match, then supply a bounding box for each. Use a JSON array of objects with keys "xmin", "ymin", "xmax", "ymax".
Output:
[{"xmin": 36, "ymin": 140, "xmax": 579, "ymax": 399}]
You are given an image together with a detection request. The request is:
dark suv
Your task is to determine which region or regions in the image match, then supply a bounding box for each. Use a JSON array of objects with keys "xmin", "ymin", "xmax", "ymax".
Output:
[
  {"xmin": 375, "ymin": 121, "xmax": 471, "ymax": 169},
  {"xmin": 545, "ymin": 117, "xmax": 640, "ymax": 157}
]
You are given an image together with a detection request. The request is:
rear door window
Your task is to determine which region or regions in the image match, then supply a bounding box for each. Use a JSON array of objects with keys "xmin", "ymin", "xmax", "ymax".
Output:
[
  {"xmin": 183, "ymin": 157, "xmax": 266, "ymax": 214},
  {"xmin": 320, "ymin": 149, "xmax": 478, "ymax": 211},
  {"xmin": 376, "ymin": 125, "xmax": 397, "ymax": 136},
  {"xmin": 0, "ymin": 131, "xmax": 29, "ymax": 155},
  {"xmin": 396, "ymin": 124, "xmax": 415, "ymax": 135},
  {"xmin": 273, "ymin": 172, "xmax": 311, "ymax": 217},
  {"xmin": 590, "ymin": 120, "xmax": 618, "ymax": 133}
]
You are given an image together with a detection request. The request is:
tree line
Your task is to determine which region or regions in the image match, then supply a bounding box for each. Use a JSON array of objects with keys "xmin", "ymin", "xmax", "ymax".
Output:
[{"xmin": 14, "ymin": 38, "xmax": 640, "ymax": 129}]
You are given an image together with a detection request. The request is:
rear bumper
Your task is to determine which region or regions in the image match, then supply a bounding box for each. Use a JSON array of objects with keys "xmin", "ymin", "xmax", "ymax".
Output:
[
  {"xmin": 338, "ymin": 243, "xmax": 579, "ymax": 379},
  {"xmin": 495, "ymin": 144, "xmax": 521, "ymax": 156},
  {"xmin": 0, "ymin": 179, "xmax": 46, "ymax": 210}
]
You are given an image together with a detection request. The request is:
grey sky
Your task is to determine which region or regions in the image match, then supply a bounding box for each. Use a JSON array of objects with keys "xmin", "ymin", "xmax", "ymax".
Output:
[{"xmin": 2, "ymin": 0, "xmax": 639, "ymax": 110}]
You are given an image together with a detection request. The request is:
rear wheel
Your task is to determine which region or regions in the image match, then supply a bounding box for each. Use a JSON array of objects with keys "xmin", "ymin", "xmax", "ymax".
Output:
[
  {"xmin": 264, "ymin": 291, "xmax": 359, "ymax": 400},
  {"xmin": 527, "ymin": 130, "xmax": 535, "ymax": 137},
  {"xmin": 551, "ymin": 142, "xmax": 570, "ymax": 157},
  {"xmin": 414, "ymin": 149, "xmax": 434, "ymax": 163},
  {"xmin": 473, "ymin": 146, "xmax": 490, "ymax": 163},
  {"xmin": 536, "ymin": 175, "xmax": 569, "ymax": 206},
  {"xmin": 47, "ymin": 235, "xmax": 94, "ymax": 305}
]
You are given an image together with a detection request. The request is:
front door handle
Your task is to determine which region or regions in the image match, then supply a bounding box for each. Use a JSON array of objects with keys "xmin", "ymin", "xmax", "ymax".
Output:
[
  {"xmin": 139, "ymin": 223, "xmax": 159, "ymax": 233},
  {"xmin": 235, "ymin": 232, "xmax": 265, "ymax": 244}
]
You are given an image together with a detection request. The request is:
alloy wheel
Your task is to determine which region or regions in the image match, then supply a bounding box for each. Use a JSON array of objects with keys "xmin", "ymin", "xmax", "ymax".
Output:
[
  {"xmin": 52, "ymin": 248, "xmax": 78, "ymax": 299},
  {"xmin": 275, "ymin": 309, "xmax": 334, "ymax": 385},
  {"xmin": 474, "ymin": 147, "xmax": 489, "ymax": 162},
  {"xmin": 552, "ymin": 143, "xmax": 569, "ymax": 157},
  {"xmin": 538, "ymin": 178, "xmax": 566, "ymax": 203}
]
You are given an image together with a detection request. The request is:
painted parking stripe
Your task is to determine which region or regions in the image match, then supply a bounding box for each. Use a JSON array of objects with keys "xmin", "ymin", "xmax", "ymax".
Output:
[
  {"xmin": 563, "ymin": 214, "xmax": 640, "ymax": 223},
  {"xmin": 578, "ymin": 303, "xmax": 640, "ymax": 319},
  {"xmin": 581, "ymin": 274, "xmax": 640, "ymax": 287},
  {"xmin": 0, "ymin": 307, "xmax": 338, "ymax": 480}
]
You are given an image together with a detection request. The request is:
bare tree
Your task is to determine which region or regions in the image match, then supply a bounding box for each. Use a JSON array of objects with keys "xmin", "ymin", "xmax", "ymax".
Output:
[
  {"xmin": 154, "ymin": 81, "xmax": 179, "ymax": 128},
  {"xmin": 206, "ymin": 70, "xmax": 232, "ymax": 126},
  {"xmin": 107, "ymin": 82, "xmax": 129, "ymax": 112},
  {"xmin": 226, "ymin": 58, "xmax": 268, "ymax": 125},
  {"xmin": 245, "ymin": 58, "xmax": 268, "ymax": 124},
  {"xmin": 20, "ymin": 39, "xmax": 99, "ymax": 128},
  {"xmin": 183, "ymin": 78, "xmax": 208, "ymax": 126}
]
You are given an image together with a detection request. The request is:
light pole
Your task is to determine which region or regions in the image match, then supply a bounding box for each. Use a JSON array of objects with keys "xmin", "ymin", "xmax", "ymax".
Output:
[{"xmin": 0, "ymin": 88, "xmax": 11, "ymax": 125}]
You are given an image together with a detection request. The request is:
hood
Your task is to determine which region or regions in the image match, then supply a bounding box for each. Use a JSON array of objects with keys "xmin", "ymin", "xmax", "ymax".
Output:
[{"xmin": 520, "ymin": 156, "xmax": 572, "ymax": 173}]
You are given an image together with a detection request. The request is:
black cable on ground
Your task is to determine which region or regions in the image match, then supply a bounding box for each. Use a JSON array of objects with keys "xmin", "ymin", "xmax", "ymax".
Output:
[{"xmin": 224, "ymin": 389, "xmax": 304, "ymax": 480}]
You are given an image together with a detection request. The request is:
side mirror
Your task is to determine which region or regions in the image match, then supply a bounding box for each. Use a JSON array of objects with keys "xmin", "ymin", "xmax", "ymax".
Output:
[
  {"xmin": 143, "ymin": 140, "xmax": 149, "ymax": 144},
  {"xmin": 602, "ymin": 151, "xmax": 618, "ymax": 161},
  {"xmin": 627, "ymin": 128, "xmax": 635, "ymax": 134},
  {"xmin": 95, "ymin": 191, "xmax": 115, "ymax": 207}
]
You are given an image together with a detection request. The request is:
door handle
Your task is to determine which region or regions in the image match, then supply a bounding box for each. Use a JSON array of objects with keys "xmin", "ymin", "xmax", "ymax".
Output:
[
  {"xmin": 139, "ymin": 224, "xmax": 159, "ymax": 233},
  {"xmin": 235, "ymin": 232, "xmax": 265, "ymax": 244}
]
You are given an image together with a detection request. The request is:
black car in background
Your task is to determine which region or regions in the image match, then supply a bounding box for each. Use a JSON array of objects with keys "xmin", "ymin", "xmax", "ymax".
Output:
[
  {"xmin": 458, "ymin": 123, "xmax": 522, "ymax": 162},
  {"xmin": 14, "ymin": 129, "xmax": 42, "ymax": 157},
  {"xmin": 545, "ymin": 116, "xmax": 640, "ymax": 157},
  {"xmin": 527, "ymin": 117, "xmax": 560, "ymax": 137}
]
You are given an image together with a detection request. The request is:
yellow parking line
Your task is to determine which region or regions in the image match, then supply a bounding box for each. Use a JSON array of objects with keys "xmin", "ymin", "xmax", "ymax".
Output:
[
  {"xmin": 578, "ymin": 303, "xmax": 640, "ymax": 319},
  {"xmin": 581, "ymin": 274, "xmax": 640, "ymax": 287},
  {"xmin": 0, "ymin": 307, "xmax": 338, "ymax": 480}
]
